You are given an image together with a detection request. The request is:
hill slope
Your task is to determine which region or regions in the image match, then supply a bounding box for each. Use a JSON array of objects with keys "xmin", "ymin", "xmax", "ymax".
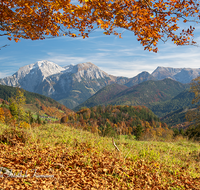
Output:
[
  {"xmin": 74, "ymin": 83, "xmax": 128, "ymax": 111},
  {"xmin": 65, "ymin": 105, "xmax": 168, "ymax": 140},
  {"xmin": 160, "ymin": 107, "xmax": 190, "ymax": 126},
  {"xmin": 109, "ymin": 78, "xmax": 188, "ymax": 106},
  {"xmin": 1, "ymin": 123, "xmax": 199, "ymax": 189}
]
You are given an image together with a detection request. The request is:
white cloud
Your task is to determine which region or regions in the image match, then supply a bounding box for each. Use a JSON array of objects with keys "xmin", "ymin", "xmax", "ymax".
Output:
[
  {"xmin": 43, "ymin": 37, "xmax": 198, "ymax": 77},
  {"xmin": 46, "ymin": 52, "xmax": 88, "ymax": 65},
  {"xmin": 101, "ymin": 68, "xmax": 140, "ymax": 78},
  {"xmin": 44, "ymin": 51, "xmax": 159, "ymax": 78}
]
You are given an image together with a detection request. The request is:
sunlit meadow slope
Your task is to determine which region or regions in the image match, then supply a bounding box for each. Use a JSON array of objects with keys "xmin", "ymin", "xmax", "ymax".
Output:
[{"xmin": 0, "ymin": 123, "xmax": 199, "ymax": 189}]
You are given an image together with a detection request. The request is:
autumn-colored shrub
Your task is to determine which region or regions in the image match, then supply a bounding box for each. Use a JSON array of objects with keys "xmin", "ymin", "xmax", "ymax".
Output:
[
  {"xmin": 18, "ymin": 121, "xmax": 30, "ymax": 129},
  {"xmin": 0, "ymin": 127, "xmax": 30, "ymax": 146},
  {"xmin": 2, "ymin": 108, "xmax": 12, "ymax": 125},
  {"xmin": 141, "ymin": 127, "xmax": 174, "ymax": 141},
  {"xmin": 30, "ymin": 122, "xmax": 40, "ymax": 128},
  {"xmin": 173, "ymin": 135, "xmax": 185, "ymax": 142},
  {"xmin": 0, "ymin": 107, "xmax": 5, "ymax": 123},
  {"xmin": 60, "ymin": 115, "xmax": 68, "ymax": 123}
]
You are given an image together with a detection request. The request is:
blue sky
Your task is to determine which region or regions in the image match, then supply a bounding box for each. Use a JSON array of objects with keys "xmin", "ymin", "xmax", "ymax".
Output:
[{"xmin": 1, "ymin": 25, "xmax": 200, "ymax": 79}]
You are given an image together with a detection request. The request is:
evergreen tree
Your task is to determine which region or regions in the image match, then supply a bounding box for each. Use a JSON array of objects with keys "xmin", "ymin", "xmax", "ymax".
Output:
[
  {"xmin": 37, "ymin": 114, "xmax": 42, "ymax": 124},
  {"xmin": 27, "ymin": 110, "xmax": 34, "ymax": 124},
  {"xmin": 1, "ymin": 101, "xmax": 6, "ymax": 108},
  {"xmin": 135, "ymin": 125, "xmax": 143, "ymax": 140},
  {"xmin": 102, "ymin": 122, "xmax": 117, "ymax": 137}
]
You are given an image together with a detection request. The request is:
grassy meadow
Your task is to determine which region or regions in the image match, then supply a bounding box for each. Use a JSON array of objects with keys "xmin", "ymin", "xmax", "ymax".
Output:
[{"xmin": 0, "ymin": 123, "xmax": 199, "ymax": 189}]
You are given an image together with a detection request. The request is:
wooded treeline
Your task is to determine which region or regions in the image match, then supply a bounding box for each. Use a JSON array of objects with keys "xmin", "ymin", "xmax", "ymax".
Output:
[{"xmin": 61, "ymin": 105, "xmax": 176, "ymax": 140}]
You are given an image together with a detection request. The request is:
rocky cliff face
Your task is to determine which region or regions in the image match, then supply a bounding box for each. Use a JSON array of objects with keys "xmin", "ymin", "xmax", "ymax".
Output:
[
  {"xmin": 173, "ymin": 68, "xmax": 200, "ymax": 83},
  {"xmin": 73, "ymin": 62, "xmax": 110, "ymax": 82},
  {"xmin": 152, "ymin": 66, "xmax": 200, "ymax": 83}
]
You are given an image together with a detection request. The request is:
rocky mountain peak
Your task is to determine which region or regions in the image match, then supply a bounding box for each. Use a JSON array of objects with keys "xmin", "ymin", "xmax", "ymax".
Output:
[
  {"xmin": 12, "ymin": 60, "xmax": 65, "ymax": 80},
  {"xmin": 152, "ymin": 66, "xmax": 200, "ymax": 83},
  {"xmin": 0, "ymin": 60, "xmax": 65, "ymax": 91},
  {"xmin": 76, "ymin": 62, "xmax": 96, "ymax": 70},
  {"xmin": 72, "ymin": 62, "xmax": 109, "ymax": 82},
  {"xmin": 31, "ymin": 60, "xmax": 65, "ymax": 78},
  {"xmin": 152, "ymin": 66, "xmax": 182, "ymax": 80},
  {"xmin": 125, "ymin": 71, "xmax": 157, "ymax": 87}
]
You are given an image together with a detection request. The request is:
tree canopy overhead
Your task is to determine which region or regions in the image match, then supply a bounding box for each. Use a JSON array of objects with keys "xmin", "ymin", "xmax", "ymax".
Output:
[{"xmin": 1, "ymin": 0, "xmax": 200, "ymax": 52}]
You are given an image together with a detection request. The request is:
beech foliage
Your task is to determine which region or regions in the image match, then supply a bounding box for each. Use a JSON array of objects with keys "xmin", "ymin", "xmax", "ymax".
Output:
[{"xmin": 1, "ymin": 0, "xmax": 200, "ymax": 52}]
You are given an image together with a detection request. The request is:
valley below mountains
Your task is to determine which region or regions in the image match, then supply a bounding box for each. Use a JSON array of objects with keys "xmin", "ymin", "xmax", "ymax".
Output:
[{"xmin": 0, "ymin": 60, "xmax": 199, "ymax": 126}]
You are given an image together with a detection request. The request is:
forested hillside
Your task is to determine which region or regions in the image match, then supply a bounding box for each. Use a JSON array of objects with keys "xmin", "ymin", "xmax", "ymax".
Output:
[
  {"xmin": 149, "ymin": 89, "xmax": 196, "ymax": 118},
  {"xmin": 108, "ymin": 78, "xmax": 188, "ymax": 106},
  {"xmin": 0, "ymin": 85, "xmax": 73, "ymax": 123},
  {"xmin": 0, "ymin": 84, "xmax": 66, "ymax": 107},
  {"xmin": 74, "ymin": 83, "xmax": 128, "ymax": 111},
  {"xmin": 161, "ymin": 107, "xmax": 190, "ymax": 126}
]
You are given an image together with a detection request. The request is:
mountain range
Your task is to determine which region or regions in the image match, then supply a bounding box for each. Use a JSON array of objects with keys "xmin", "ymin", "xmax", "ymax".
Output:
[
  {"xmin": 0, "ymin": 60, "xmax": 199, "ymax": 109},
  {"xmin": 0, "ymin": 61, "xmax": 129, "ymax": 109}
]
